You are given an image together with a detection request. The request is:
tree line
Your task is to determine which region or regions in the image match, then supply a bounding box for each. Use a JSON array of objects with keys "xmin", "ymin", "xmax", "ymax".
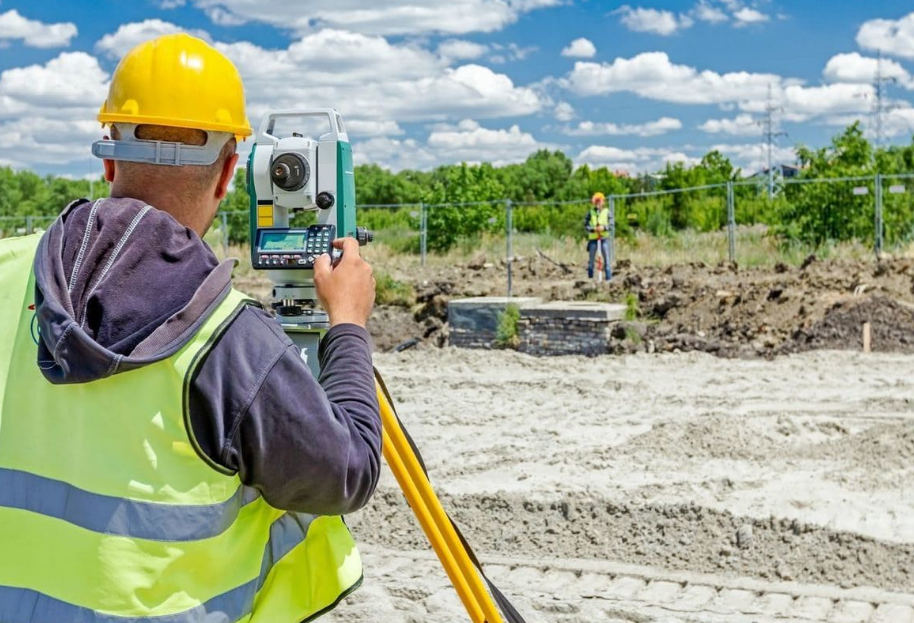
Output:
[{"xmin": 3, "ymin": 122, "xmax": 914, "ymax": 251}]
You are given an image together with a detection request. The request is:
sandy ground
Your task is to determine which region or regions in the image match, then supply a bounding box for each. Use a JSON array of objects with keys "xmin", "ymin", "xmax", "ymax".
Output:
[{"xmin": 324, "ymin": 348, "xmax": 914, "ymax": 623}]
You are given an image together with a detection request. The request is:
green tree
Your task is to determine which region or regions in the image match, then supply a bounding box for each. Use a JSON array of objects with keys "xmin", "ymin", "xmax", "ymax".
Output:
[
  {"xmin": 424, "ymin": 162, "xmax": 506, "ymax": 251},
  {"xmin": 780, "ymin": 122, "xmax": 874, "ymax": 244}
]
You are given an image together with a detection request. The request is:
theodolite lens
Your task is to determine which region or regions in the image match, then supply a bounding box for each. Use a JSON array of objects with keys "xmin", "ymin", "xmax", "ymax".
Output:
[{"xmin": 270, "ymin": 153, "xmax": 310, "ymax": 191}]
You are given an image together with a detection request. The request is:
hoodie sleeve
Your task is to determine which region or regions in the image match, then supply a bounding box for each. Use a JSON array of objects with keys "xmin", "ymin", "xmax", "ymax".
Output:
[{"xmin": 187, "ymin": 306, "xmax": 382, "ymax": 515}]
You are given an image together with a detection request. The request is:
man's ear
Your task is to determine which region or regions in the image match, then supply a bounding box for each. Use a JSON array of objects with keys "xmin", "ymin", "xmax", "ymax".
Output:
[
  {"xmin": 103, "ymin": 159, "xmax": 115, "ymax": 183},
  {"xmin": 215, "ymin": 153, "xmax": 240, "ymax": 201},
  {"xmin": 101, "ymin": 134, "xmax": 116, "ymax": 183}
]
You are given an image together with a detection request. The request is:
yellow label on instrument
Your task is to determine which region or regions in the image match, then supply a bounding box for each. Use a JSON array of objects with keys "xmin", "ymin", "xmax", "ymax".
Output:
[{"xmin": 257, "ymin": 204, "xmax": 273, "ymax": 228}]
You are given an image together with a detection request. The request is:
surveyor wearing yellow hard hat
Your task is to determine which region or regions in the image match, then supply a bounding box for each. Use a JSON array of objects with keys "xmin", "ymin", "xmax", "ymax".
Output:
[
  {"xmin": 584, "ymin": 191, "xmax": 612, "ymax": 280},
  {"xmin": 0, "ymin": 33, "xmax": 379, "ymax": 623}
]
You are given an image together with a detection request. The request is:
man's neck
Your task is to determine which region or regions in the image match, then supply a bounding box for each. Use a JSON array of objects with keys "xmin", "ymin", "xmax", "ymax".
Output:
[{"xmin": 110, "ymin": 185, "xmax": 211, "ymax": 236}]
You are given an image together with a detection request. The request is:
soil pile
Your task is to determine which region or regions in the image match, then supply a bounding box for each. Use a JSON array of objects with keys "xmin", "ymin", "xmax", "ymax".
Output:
[{"xmin": 363, "ymin": 255, "xmax": 914, "ymax": 358}]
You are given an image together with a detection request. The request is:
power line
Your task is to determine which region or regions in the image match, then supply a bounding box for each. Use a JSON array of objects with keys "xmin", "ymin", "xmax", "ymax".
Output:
[
  {"xmin": 872, "ymin": 50, "xmax": 897, "ymax": 151},
  {"xmin": 758, "ymin": 83, "xmax": 787, "ymax": 199}
]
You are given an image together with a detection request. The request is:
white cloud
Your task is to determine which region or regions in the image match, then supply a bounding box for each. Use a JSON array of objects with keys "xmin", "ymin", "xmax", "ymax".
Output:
[
  {"xmin": 0, "ymin": 117, "xmax": 101, "ymax": 168},
  {"xmin": 352, "ymin": 136, "xmax": 438, "ymax": 171},
  {"xmin": 190, "ymin": 0, "xmax": 563, "ymax": 36},
  {"xmin": 576, "ymin": 145, "xmax": 698, "ymax": 173},
  {"xmin": 0, "ymin": 52, "xmax": 108, "ymax": 112},
  {"xmin": 732, "ymin": 7, "xmax": 769, "ymax": 26},
  {"xmin": 427, "ymin": 120, "xmax": 553, "ymax": 165},
  {"xmin": 352, "ymin": 120, "xmax": 553, "ymax": 170},
  {"xmin": 711, "ymin": 142, "xmax": 795, "ymax": 173},
  {"xmin": 562, "ymin": 52, "xmax": 873, "ymax": 122},
  {"xmin": 157, "ymin": 0, "xmax": 187, "ymax": 7},
  {"xmin": 0, "ymin": 52, "xmax": 109, "ymax": 168},
  {"xmin": 489, "ymin": 42, "xmax": 536, "ymax": 64},
  {"xmin": 438, "ymin": 39, "xmax": 489, "ymax": 60},
  {"xmin": 218, "ymin": 33, "xmax": 544, "ymax": 123},
  {"xmin": 823, "ymin": 52, "xmax": 913, "ymax": 90},
  {"xmin": 564, "ymin": 116, "xmax": 682, "ymax": 137},
  {"xmin": 615, "ymin": 5, "xmax": 691, "ymax": 36},
  {"xmin": 0, "ymin": 10, "xmax": 77, "ymax": 48},
  {"xmin": 562, "ymin": 52, "xmax": 780, "ymax": 104},
  {"xmin": 777, "ymin": 83, "xmax": 873, "ymax": 122},
  {"xmin": 345, "ymin": 120, "xmax": 405, "ymax": 138},
  {"xmin": 553, "ymin": 101, "xmax": 575, "ymax": 122},
  {"xmin": 95, "ymin": 20, "xmax": 212, "ymax": 58},
  {"xmin": 204, "ymin": 7, "xmax": 248, "ymax": 26},
  {"xmin": 561, "ymin": 37, "xmax": 596, "ymax": 58},
  {"xmin": 699, "ymin": 114, "xmax": 758, "ymax": 136},
  {"xmin": 879, "ymin": 107, "xmax": 914, "ymax": 138},
  {"xmin": 824, "ymin": 106, "xmax": 914, "ymax": 139},
  {"xmin": 857, "ymin": 12, "xmax": 914, "ymax": 60},
  {"xmin": 693, "ymin": 1, "xmax": 728, "ymax": 23}
]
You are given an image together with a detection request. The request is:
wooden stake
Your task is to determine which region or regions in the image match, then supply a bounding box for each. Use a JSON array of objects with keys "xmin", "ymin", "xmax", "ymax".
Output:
[{"xmin": 863, "ymin": 322, "xmax": 872, "ymax": 353}]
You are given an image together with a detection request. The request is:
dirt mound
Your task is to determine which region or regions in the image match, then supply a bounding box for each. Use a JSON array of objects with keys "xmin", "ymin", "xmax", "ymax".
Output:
[
  {"xmin": 781, "ymin": 295, "xmax": 914, "ymax": 354},
  {"xmin": 237, "ymin": 252, "xmax": 914, "ymax": 358},
  {"xmin": 813, "ymin": 420, "xmax": 914, "ymax": 471},
  {"xmin": 382, "ymin": 255, "xmax": 914, "ymax": 359},
  {"xmin": 349, "ymin": 489, "xmax": 914, "ymax": 592}
]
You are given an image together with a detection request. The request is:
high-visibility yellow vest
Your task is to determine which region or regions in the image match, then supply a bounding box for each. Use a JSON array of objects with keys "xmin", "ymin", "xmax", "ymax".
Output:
[
  {"xmin": 0, "ymin": 233, "xmax": 362, "ymax": 623},
  {"xmin": 587, "ymin": 208, "xmax": 610, "ymax": 240}
]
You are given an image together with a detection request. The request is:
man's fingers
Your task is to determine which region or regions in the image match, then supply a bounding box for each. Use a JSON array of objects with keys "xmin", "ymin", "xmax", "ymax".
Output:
[
  {"xmin": 312, "ymin": 253, "xmax": 332, "ymax": 280},
  {"xmin": 331, "ymin": 236, "xmax": 361, "ymax": 263},
  {"xmin": 331, "ymin": 236, "xmax": 359, "ymax": 252}
]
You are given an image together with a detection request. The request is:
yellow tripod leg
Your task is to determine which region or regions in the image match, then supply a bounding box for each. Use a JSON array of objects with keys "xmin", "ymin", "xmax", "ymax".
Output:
[{"xmin": 376, "ymin": 382, "xmax": 503, "ymax": 623}]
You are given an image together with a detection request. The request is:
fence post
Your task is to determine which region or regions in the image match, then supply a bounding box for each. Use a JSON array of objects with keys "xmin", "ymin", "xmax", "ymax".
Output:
[
  {"xmin": 505, "ymin": 199, "xmax": 513, "ymax": 299},
  {"xmin": 419, "ymin": 202, "xmax": 427, "ymax": 268},
  {"xmin": 726, "ymin": 181, "xmax": 736, "ymax": 263},
  {"xmin": 608, "ymin": 196, "xmax": 616, "ymax": 268},
  {"xmin": 220, "ymin": 212, "xmax": 229, "ymax": 256},
  {"xmin": 875, "ymin": 173, "xmax": 883, "ymax": 257},
  {"xmin": 26, "ymin": 216, "xmax": 33, "ymax": 235}
]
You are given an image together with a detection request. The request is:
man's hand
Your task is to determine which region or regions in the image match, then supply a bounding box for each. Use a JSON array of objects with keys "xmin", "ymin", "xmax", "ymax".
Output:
[
  {"xmin": 596, "ymin": 225, "xmax": 604, "ymax": 233},
  {"xmin": 313, "ymin": 237, "xmax": 376, "ymax": 328}
]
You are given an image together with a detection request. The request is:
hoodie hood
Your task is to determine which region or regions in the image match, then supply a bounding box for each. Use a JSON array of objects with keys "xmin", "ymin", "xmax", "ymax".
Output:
[{"xmin": 34, "ymin": 197, "xmax": 236, "ymax": 384}]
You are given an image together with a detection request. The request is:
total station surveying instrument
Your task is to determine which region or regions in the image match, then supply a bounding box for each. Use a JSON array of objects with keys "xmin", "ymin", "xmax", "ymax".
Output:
[{"xmin": 247, "ymin": 109, "xmax": 525, "ymax": 623}]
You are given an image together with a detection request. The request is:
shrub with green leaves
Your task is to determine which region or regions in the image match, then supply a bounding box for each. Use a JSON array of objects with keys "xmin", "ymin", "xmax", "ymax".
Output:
[
  {"xmin": 495, "ymin": 303, "xmax": 521, "ymax": 348},
  {"xmin": 623, "ymin": 292, "xmax": 641, "ymax": 321},
  {"xmin": 374, "ymin": 272, "xmax": 415, "ymax": 307}
]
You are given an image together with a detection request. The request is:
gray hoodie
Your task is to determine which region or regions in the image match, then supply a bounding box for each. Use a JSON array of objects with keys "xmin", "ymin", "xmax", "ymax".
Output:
[{"xmin": 33, "ymin": 197, "xmax": 381, "ymax": 515}]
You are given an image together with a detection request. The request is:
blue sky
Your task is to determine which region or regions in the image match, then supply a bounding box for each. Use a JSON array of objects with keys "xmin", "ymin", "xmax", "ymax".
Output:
[{"xmin": 2, "ymin": 0, "xmax": 914, "ymax": 178}]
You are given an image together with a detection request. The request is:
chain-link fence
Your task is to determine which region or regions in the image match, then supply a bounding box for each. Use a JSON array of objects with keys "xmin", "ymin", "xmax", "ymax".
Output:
[{"xmin": 8, "ymin": 173, "xmax": 914, "ymax": 297}]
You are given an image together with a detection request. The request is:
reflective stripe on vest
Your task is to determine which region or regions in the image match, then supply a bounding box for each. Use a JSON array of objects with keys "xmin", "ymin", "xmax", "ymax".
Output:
[
  {"xmin": 588, "ymin": 208, "xmax": 610, "ymax": 240},
  {"xmin": 0, "ymin": 233, "xmax": 362, "ymax": 622}
]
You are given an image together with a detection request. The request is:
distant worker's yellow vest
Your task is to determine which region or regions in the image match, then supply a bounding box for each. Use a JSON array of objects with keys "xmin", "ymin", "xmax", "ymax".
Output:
[
  {"xmin": 588, "ymin": 208, "xmax": 610, "ymax": 240},
  {"xmin": 0, "ymin": 233, "xmax": 362, "ymax": 623}
]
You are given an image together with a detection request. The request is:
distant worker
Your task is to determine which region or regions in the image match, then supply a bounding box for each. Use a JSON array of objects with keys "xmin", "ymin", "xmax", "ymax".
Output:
[
  {"xmin": 585, "ymin": 191, "xmax": 612, "ymax": 281},
  {"xmin": 0, "ymin": 34, "xmax": 380, "ymax": 621}
]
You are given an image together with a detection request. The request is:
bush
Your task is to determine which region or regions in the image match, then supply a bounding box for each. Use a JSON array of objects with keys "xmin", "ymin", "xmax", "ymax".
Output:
[
  {"xmin": 623, "ymin": 292, "xmax": 641, "ymax": 321},
  {"xmin": 374, "ymin": 272, "xmax": 414, "ymax": 307},
  {"xmin": 495, "ymin": 303, "xmax": 521, "ymax": 348}
]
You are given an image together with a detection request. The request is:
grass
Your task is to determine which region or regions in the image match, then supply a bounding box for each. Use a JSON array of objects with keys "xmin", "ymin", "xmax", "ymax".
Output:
[
  {"xmin": 374, "ymin": 271, "xmax": 415, "ymax": 307},
  {"xmin": 623, "ymin": 293, "xmax": 640, "ymax": 321}
]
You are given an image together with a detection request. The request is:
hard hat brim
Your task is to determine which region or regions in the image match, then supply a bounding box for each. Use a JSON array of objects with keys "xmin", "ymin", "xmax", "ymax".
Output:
[{"xmin": 99, "ymin": 112, "xmax": 252, "ymax": 140}]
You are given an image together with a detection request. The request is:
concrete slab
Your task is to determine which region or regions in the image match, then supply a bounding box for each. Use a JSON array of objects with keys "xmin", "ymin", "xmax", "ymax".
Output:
[
  {"xmin": 521, "ymin": 300, "xmax": 625, "ymax": 321},
  {"xmin": 448, "ymin": 296, "xmax": 542, "ymax": 333}
]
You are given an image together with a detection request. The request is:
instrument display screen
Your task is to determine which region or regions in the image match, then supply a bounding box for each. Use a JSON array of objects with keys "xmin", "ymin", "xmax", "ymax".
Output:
[{"xmin": 259, "ymin": 231, "xmax": 306, "ymax": 252}]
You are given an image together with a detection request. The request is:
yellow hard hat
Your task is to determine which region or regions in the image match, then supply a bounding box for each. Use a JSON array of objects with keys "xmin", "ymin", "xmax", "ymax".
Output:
[
  {"xmin": 98, "ymin": 33, "xmax": 252, "ymax": 141},
  {"xmin": 592, "ymin": 192, "xmax": 605, "ymax": 202}
]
